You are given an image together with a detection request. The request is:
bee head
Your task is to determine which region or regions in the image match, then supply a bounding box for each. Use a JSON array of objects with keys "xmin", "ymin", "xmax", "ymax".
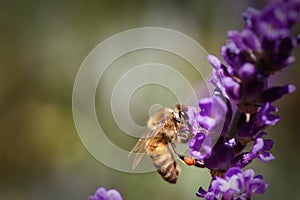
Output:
[{"xmin": 174, "ymin": 104, "xmax": 188, "ymax": 123}]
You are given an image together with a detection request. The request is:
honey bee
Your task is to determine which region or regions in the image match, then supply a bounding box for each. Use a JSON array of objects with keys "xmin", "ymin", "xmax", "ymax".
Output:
[{"xmin": 130, "ymin": 104, "xmax": 204, "ymax": 184}]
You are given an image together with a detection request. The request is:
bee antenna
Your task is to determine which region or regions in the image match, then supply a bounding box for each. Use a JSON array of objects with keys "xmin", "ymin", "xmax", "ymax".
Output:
[{"xmin": 175, "ymin": 104, "xmax": 181, "ymax": 111}]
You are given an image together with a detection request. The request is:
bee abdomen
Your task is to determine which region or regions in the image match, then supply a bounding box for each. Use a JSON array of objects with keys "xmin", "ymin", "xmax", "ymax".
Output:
[
  {"xmin": 157, "ymin": 160, "xmax": 180, "ymax": 184},
  {"xmin": 148, "ymin": 143, "xmax": 181, "ymax": 184}
]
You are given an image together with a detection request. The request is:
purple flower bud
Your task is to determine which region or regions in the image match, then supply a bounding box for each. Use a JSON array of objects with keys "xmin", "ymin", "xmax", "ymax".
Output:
[
  {"xmin": 243, "ymin": 7, "xmax": 261, "ymax": 29},
  {"xmin": 261, "ymin": 4, "xmax": 288, "ymax": 28},
  {"xmin": 207, "ymin": 54, "xmax": 222, "ymax": 70},
  {"xmin": 258, "ymin": 84, "xmax": 296, "ymax": 103},
  {"xmin": 238, "ymin": 63, "xmax": 256, "ymax": 82},
  {"xmin": 241, "ymin": 29, "xmax": 261, "ymax": 51}
]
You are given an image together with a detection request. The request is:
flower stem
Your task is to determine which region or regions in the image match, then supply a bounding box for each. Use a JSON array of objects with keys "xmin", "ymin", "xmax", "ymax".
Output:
[{"xmin": 227, "ymin": 110, "xmax": 242, "ymax": 138}]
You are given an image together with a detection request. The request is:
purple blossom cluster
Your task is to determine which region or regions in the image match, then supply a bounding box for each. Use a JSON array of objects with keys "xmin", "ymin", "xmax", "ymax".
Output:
[
  {"xmin": 87, "ymin": 187, "xmax": 123, "ymax": 200},
  {"xmin": 187, "ymin": 0, "xmax": 300, "ymax": 199},
  {"xmin": 197, "ymin": 168, "xmax": 268, "ymax": 200}
]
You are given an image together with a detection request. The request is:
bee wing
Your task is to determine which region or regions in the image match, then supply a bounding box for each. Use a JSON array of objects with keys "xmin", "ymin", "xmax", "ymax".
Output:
[
  {"xmin": 130, "ymin": 138, "xmax": 149, "ymax": 170},
  {"xmin": 129, "ymin": 123, "xmax": 164, "ymax": 169},
  {"xmin": 129, "ymin": 128, "xmax": 151, "ymax": 156}
]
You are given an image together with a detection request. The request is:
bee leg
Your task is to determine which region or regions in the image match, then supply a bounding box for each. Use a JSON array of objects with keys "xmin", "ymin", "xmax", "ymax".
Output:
[
  {"xmin": 175, "ymin": 131, "xmax": 194, "ymax": 144},
  {"xmin": 170, "ymin": 142, "xmax": 205, "ymax": 168}
]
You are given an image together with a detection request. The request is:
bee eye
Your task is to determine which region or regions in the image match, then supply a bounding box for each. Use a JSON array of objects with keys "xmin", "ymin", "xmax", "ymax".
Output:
[
  {"xmin": 179, "ymin": 111, "xmax": 184, "ymax": 118},
  {"xmin": 179, "ymin": 111, "xmax": 188, "ymax": 120}
]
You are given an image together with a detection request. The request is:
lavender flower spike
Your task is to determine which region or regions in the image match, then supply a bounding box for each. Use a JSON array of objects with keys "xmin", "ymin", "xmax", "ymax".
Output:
[
  {"xmin": 187, "ymin": 0, "xmax": 299, "ymax": 199},
  {"xmin": 211, "ymin": 0, "xmax": 300, "ymax": 105}
]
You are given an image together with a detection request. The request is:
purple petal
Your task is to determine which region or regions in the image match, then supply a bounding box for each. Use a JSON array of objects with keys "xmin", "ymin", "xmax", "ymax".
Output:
[
  {"xmin": 261, "ymin": 139, "xmax": 274, "ymax": 151},
  {"xmin": 189, "ymin": 133, "xmax": 212, "ymax": 160},
  {"xmin": 207, "ymin": 54, "xmax": 222, "ymax": 69},
  {"xmin": 198, "ymin": 116, "xmax": 216, "ymax": 130},
  {"xmin": 262, "ymin": 114, "xmax": 280, "ymax": 126},
  {"xmin": 224, "ymin": 138, "xmax": 236, "ymax": 148},
  {"xmin": 255, "ymin": 131, "xmax": 267, "ymax": 139},
  {"xmin": 285, "ymin": 1, "xmax": 300, "ymax": 27},
  {"xmin": 254, "ymin": 174, "xmax": 263, "ymax": 180},
  {"xmin": 196, "ymin": 187, "xmax": 207, "ymax": 198},
  {"xmin": 225, "ymin": 167, "xmax": 243, "ymax": 178},
  {"xmin": 282, "ymin": 55, "xmax": 295, "ymax": 67},
  {"xmin": 222, "ymin": 77, "xmax": 241, "ymax": 100},
  {"xmin": 262, "ymin": 112, "xmax": 278, "ymax": 124},
  {"xmin": 199, "ymin": 97, "xmax": 212, "ymax": 116},
  {"xmin": 228, "ymin": 30, "xmax": 249, "ymax": 52},
  {"xmin": 243, "ymin": 7, "xmax": 261, "ymax": 28},
  {"xmin": 262, "ymin": 5, "xmax": 288, "ymax": 28},
  {"xmin": 206, "ymin": 168, "xmax": 268, "ymax": 198},
  {"xmin": 256, "ymin": 103, "xmax": 280, "ymax": 127},
  {"xmin": 241, "ymin": 29, "xmax": 261, "ymax": 51},
  {"xmin": 186, "ymin": 106, "xmax": 200, "ymax": 133},
  {"xmin": 250, "ymin": 136, "xmax": 275, "ymax": 163},
  {"xmin": 244, "ymin": 169, "xmax": 268, "ymax": 196},
  {"xmin": 216, "ymin": 176, "xmax": 241, "ymax": 192},
  {"xmin": 213, "ymin": 95, "xmax": 228, "ymax": 118},
  {"xmin": 258, "ymin": 152, "xmax": 276, "ymax": 162},
  {"xmin": 95, "ymin": 187, "xmax": 108, "ymax": 199},
  {"xmin": 247, "ymin": 177, "xmax": 268, "ymax": 195},
  {"xmin": 107, "ymin": 189, "xmax": 123, "ymax": 200},
  {"xmin": 243, "ymin": 169, "xmax": 255, "ymax": 184},
  {"xmin": 197, "ymin": 95, "xmax": 228, "ymax": 133},
  {"xmin": 188, "ymin": 133, "xmax": 205, "ymax": 150},
  {"xmin": 260, "ymin": 22, "xmax": 290, "ymax": 41},
  {"xmin": 251, "ymin": 138, "xmax": 264, "ymax": 155}
]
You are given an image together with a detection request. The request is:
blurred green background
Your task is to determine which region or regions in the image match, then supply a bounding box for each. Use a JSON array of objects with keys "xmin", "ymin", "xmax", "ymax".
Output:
[{"xmin": 1, "ymin": 0, "xmax": 300, "ymax": 199}]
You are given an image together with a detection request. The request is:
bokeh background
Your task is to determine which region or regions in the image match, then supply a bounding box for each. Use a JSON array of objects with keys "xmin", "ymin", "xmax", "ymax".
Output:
[{"xmin": 1, "ymin": 0, "xmax": 299, "ymax": 199}]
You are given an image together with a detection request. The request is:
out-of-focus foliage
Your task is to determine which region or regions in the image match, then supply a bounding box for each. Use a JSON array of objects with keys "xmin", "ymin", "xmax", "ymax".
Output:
[{"xmin": 0, "ymin": 0, "xmax": 299, "ymax": 199}]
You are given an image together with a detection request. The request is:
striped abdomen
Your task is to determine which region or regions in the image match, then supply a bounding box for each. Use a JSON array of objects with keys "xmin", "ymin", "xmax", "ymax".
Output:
[{"xmin": 147, "ymin": 139, "xmax": 181, "ymax": 184}]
